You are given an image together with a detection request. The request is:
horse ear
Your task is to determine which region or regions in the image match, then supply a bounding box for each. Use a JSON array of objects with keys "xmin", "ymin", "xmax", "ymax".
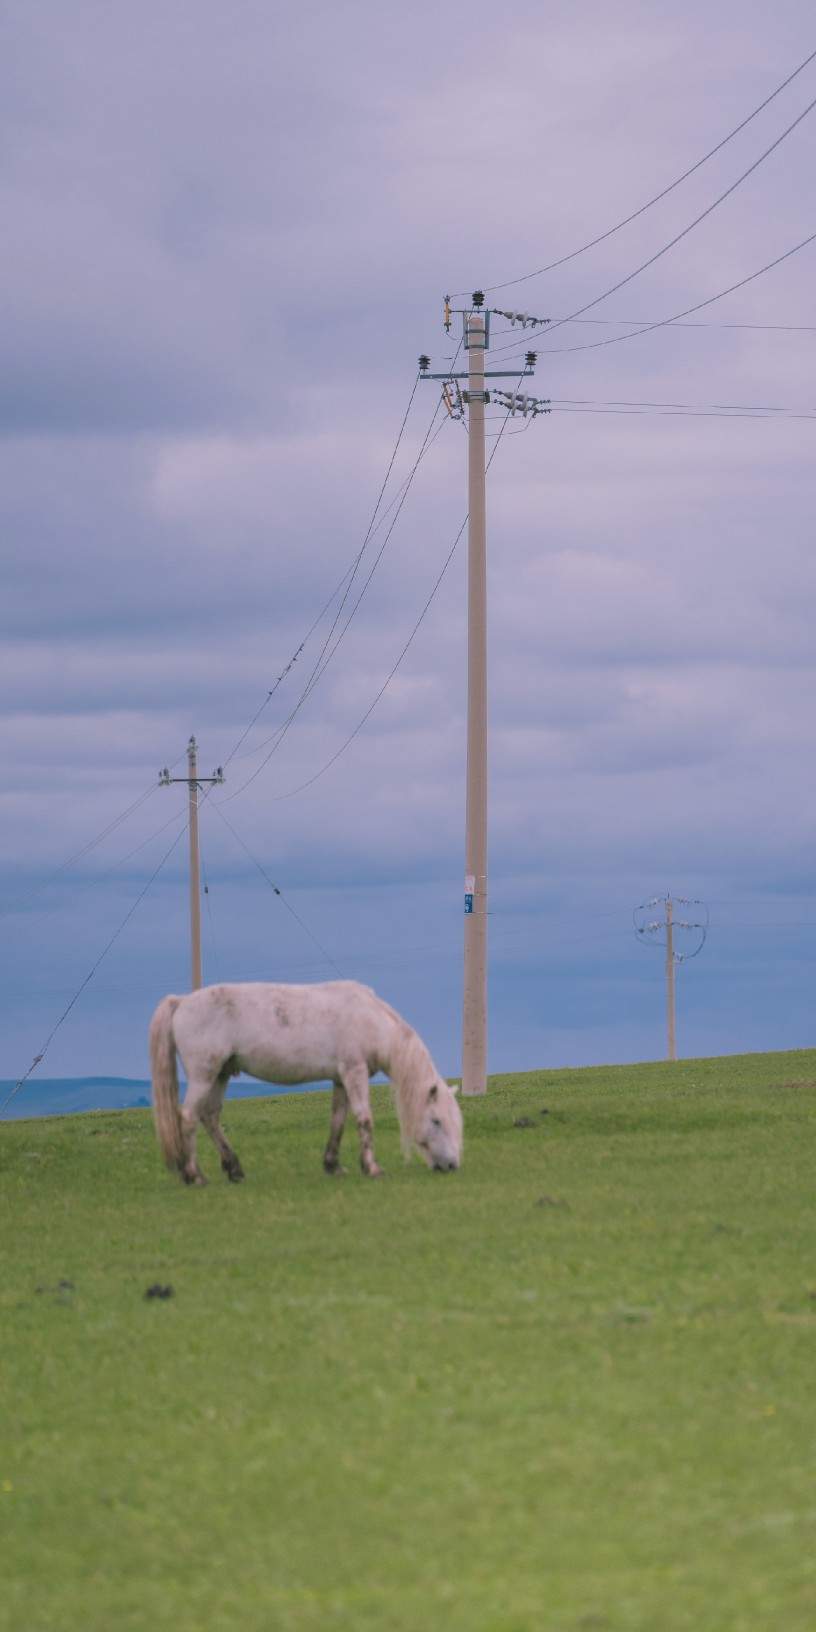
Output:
[{"xmin": 428, "ymin": 1083, "xmax": 438, "ymax": 1101}]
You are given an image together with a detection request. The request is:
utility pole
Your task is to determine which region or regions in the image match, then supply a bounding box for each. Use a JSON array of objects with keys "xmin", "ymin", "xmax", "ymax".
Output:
[
  {"xmin": 462, "ymin": 304, "xmax": 488, "ymax": 1095},
  {"xmin": 634, "ymin": 894, "xmax": 708, "ymax": 1062},
  {"xmin": 665, "ymin": 896, "xmax": 676, "ymax": 1061},
  {"xmin": 160, "ymin": 738, "xmax": 224, "ymax": 991},
  {"xmin": 420, "ymin": 294, "xmax": 538, "ymax": 1094}
]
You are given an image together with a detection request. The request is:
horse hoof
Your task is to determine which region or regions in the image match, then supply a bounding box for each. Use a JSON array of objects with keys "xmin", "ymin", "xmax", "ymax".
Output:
[
  {"xmin": 222, "ymin": 1161, "xmax": 245, "ymax": 1182},
  {"xmin": 183, "ymin": 1171, "xmax": 208, "ymax": 1187},
  {"xmin": 324, "ymin": 1163, "xmax": 348, "ymax": 1177},
  {"xmin": 366, "ymin": 1166, "xmax": 386, "ymax": 1179}
]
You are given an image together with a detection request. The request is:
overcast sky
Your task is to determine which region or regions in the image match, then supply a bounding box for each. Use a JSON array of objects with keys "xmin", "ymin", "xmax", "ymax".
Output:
[{"xmin": 2, "ymin": 0, "xmax": 816, "ymax": 1095}]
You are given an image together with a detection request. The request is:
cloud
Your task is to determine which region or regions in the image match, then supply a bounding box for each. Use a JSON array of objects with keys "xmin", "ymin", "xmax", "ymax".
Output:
[{"xmin": 3, "ymin": 0, "xmax": 816, "ymax": 1086}]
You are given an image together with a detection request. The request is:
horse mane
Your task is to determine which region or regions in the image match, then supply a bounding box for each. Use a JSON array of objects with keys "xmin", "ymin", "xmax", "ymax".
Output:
[{"xmin": 383, "ymin": 1008, "xmax": 439, "ymax": 1153}]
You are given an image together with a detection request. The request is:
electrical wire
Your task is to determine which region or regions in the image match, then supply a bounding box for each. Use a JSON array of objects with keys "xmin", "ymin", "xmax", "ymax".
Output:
[
  {"xmin": 220, "ymin": 372, "xmax": 423, "ymax": 772},
  {"xmin": 259, "ymin": 361, "xmax": 529, "ymax": 803},
  {"xmin": 264, "ymin": 520, "xmax": 468, "ymax": 803},
  {"xmin": 218, "ymin": 395, "xmax": 450, "ymax": 803},
  {"xmin": 0, "ymin": 819, "xmax": 190, "ymax": 1117},
  {"xmin": 454, "ymin": 47, "xmax": 816, "ymax": 296},
  {"xmin": 199, "ymin": 838, "xmax": 222, "ymax": 984},
  {"xmin": 207, "ymin": 803, "xmax": 344, "ymax": 977},
  {"xmin": 0, "ymin": 782, "xmax": 159, "ymax": 920},
  {"xmin": 549, "ymin": 395, "xmax": 816, "ymax": 417},
  {"xmin": 234, "ymin": 419, "xmax": 450, "ymax": 768},
  {"xmin": 538, "ymin": 99, "xmax": 816, "ymax": 348},
  {"xmin": 485, "ymin": 310, "xmax": 816, "ymax": 363},
  {"xmin": 487, "ymin": 228, "xmax": 816, "ymax": 363},
  {"xmin": 548, "ymin": 314, "xmax": 816, "ymax": 333}
]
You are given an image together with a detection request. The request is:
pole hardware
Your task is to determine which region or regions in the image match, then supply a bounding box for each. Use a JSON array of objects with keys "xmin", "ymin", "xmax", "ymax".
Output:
[
  {"xmin": 494, "ymin": 389, "xmax": 551, "ymax": 418},
  {"xmin": 463, "ymin": 310, "xmax": 490, "ymax": 348},
  {"xmin": 492, "ymin": 305, "xmax": 550, "ymax": 329},
  {"xmin": 493, "ymin": 309, "xmax": 551, "ymax": 329}
]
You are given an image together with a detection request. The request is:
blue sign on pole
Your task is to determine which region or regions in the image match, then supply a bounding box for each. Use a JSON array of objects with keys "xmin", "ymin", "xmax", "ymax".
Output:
[{"xmin": 464, "ymin": 894, "xmax": 474, "ymax": 914}]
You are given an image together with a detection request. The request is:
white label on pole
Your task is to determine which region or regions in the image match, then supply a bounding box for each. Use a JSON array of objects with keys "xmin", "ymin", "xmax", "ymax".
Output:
[{"xmin": 465, "ymin": 875, "xmax": 475, "ymax": 892}]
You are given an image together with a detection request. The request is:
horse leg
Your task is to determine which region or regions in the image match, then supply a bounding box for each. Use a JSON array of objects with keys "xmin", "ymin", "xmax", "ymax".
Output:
[
  {"xmin": 323, "ymin": 1082, "xmax": 349, "ymax": 1175},
  {"xmin": 179, "ymin": 1074, "xmax": 214, "ymax": 1186},
  {"xmin": 200, "ymin": 1067, "xmax": 245, "ymax": 1183},
  {"xmin": 339, "ymin": 1065, "xmax": 384, "ymax": 1178}
]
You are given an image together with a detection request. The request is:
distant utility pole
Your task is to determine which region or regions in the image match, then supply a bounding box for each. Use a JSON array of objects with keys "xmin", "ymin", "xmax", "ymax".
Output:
[
  {"xmin": 160, "ymin": 737, "xmax": 224, "ymax": 991},
  {"xmin": 634, "ymin": 895, "xmax": 708, "ymax": 1061},
  {"xmin": 665, "ymin": 896, "xmax": 676, "ymax": 1061},
  {"xmin": 420, "ymin": 294, "xmax": 538, "ymax": 1094}
]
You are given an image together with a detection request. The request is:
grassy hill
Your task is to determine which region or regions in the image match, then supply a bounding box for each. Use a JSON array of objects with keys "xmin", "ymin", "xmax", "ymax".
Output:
[{"xmin": 3, "ymin": 1049, "xmax": 816, "ymax": 1631}]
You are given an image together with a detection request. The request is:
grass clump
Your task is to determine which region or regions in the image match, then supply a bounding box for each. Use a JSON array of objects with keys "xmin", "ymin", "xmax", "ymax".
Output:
[{"xmin": 2, "ymin": 1048, "xmax": 816, "ymax": 1631}]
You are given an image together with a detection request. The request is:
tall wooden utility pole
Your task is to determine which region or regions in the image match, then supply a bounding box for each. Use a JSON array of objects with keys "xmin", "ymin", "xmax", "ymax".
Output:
[
  {"xmin": 419, "ymin": 294, "xmax": 537, "ymax": 1094},
  {"xmin": 462, "ymin": 305, "xmax": 489, "ymax": 1095},
  {"xmin": 159, "ymin": 738, "xmax": 224, "ymax": 991},
  {"xmin": 665, "ymin": 895, "xmax": 677, "ymax": 1061}
]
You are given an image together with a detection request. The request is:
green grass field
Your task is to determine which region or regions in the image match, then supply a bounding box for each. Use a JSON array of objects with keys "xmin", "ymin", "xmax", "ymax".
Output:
[{"xmin": 2, "ymin": 1050, "xmax": 816, "ymax": 1631}]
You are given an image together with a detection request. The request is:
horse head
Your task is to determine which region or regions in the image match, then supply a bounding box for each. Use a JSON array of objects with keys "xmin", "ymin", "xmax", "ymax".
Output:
[{"xmin": 416, "ymin": 1078, "xmax": 462, "ymax": 1171}]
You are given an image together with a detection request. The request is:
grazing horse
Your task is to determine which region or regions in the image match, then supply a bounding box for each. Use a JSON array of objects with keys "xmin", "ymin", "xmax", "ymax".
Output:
[{"xmin": 150, "ymin": 979, "xmax": 462, "ymax": 1185}]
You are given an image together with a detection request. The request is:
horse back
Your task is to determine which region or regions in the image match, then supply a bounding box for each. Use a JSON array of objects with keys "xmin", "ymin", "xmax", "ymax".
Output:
[{"xmin": 170, "ymin": 979, "xmax": 393, "ymax": 1087}]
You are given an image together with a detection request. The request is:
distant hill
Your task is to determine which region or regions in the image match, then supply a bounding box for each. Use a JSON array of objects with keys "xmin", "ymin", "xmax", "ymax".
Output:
[{"xmin": 0, "ymin": 1075, "xmax": 327, "ymax": 1121}]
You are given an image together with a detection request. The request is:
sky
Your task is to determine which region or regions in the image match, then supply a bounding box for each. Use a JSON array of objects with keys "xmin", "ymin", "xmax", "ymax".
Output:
[{"xmin": 2, "ymin": 0, "xmax": 816, "ymax": 1095}]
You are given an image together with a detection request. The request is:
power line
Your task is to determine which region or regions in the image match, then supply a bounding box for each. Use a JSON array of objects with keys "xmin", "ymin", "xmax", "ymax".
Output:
[
  {"xmin": 208, "ymin": 804, "xmax": 344, "ymax": 978},
  {"xmin": 218, "ymin": 395, "xmax": 450, "ymax": 803},
  {"xmin": 0, "ymin": 782, "xmax": 159, "ymax": 920},
  {"xmin": 235, "ymin": 421, "xmax": 451, "ymax": 773},
  {"xmin": 486, "ymin": 229, "xmax": 816, "ymax": 363},
  {"xmin": 2, "ymin": 805, "xmax": 193, "ymax": 943},
  {"xmin": 461, "ymin": 47, "xmax": 816, "ymax": 296},
  {"xmin": 258, "ymin": 367, "xmax": 528, "ymax": 805},
  {"xmin": 547, "ymin": 395, "xmax": 816, "ymax": 419},
  {"xmin": 220, "ymin": 372, "xmax": 424, "ymax": 772},
  {"xmin": 0, "ymin": 820, "xmax": 190, "ymax": 1118},
  {"xmin": 550, "ymin": 315, "xmax": 816, "ymax": 333},
  {"xmin": 265, "ymin": 523, "xmax": 467, "ymax": 803},
  {"xmin": 484, "ymin": 313, "xmax": 816, "ymax": 363},
  {"xmin": 199, "ymin": 836, "xmax": 222, "ymax": 984},
  {"xmin": 539, "ymin": 94, "xmax": 816, "ymax": 341}
]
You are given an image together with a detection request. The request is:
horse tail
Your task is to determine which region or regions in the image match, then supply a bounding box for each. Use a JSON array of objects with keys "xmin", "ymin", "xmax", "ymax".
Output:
[{"xmin": 150, "ymin": 994, "xmax": 185, "ymax": 1172}]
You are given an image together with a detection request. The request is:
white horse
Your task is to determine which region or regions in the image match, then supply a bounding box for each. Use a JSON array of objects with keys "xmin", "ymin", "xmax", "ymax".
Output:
[{"xmin": 150, "ymin": 979, "xmax": 462, "ymax": 1185}]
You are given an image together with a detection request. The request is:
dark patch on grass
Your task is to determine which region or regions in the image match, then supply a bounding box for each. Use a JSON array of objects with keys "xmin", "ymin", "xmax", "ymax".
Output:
[
  {"xmin": 513, "ymin": 1116, "xmax": 536, "ymax": 1128},
  {"xmin": 144, "ymin": 1283, "xmax": 174, "ymax": 1301},
  {"xmin": 608, "ymin": 1304, "xmax": 652, "ymax": 1326},
  {"xmin": 534, "ymin": 1195, "xmax": 568, "ymax": 1208}
]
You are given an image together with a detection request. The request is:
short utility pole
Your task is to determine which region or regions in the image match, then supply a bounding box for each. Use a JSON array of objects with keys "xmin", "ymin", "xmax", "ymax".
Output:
[
  {"xmin": 160, "ymin": 738, "xmax": 224, "ymax": 991},
  {"xmin": 665, "ymin": 896, "xmax": 677, "ymax": 1062},
  {"xmin": 420, "ymin": 294, "xmax": 538, "ymax": 1094},
  {"xmin": 634, "ymin": 894, "xmax": 708, "ymax": 1062}
]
